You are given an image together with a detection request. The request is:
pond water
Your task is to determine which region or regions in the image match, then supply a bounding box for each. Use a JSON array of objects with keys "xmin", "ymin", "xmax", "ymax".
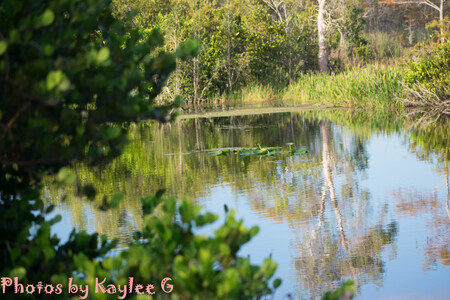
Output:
[{"xmin": 47, "ymin": 108, "xmax": 449, "ymax": 299}]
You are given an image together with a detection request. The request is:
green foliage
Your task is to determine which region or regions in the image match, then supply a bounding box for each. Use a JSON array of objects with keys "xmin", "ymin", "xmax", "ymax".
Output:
[
  {"xmin": 213, "ymin": 144, "xmax": 308, "ymax": 158},
  {"xmin": 367, "ymin": 32, "xmax": 403, "ymax": 60},
  {"xmin": 403, "ymin": 41, "xmax": 450, "ymax": 104},
  {"xmin": 0, "ymin": 192, "xmax": 280, "ymax": 299},
  {"xmin": 0, "ymin": 0, "xmax": 280, "ymax": 299},
  {"xmin": 283, "ymin": 64, "xmax": 403, "ymax": 109},
  {"xmin": 111, "ymin": 0, "xmax": 318, "ymax": 102},
  {"xmin": 0, "ymin": 0, "xmax": 197, "ymax": 196},
  {"xmin": 121, "ymin": 196, "xmax": 280, "ymax": 299},
  {"xmin": 344, "ymin": 5, "xmax": 372, "ymax": 62},
  {"xmin": 321, "ymin": 280, "xmax": 355, "ymax": 300}
]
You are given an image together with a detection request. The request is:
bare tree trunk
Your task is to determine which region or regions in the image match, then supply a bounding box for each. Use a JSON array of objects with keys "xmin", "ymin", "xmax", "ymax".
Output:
[
  {"xmin": 227, "ymin": 35, "xmax": 232, "ymax": 99},
  {"xmin": 339, "ymin": 30, "xmax": 347, "ymax": 62},
  {"xmin": 227, "ymin": 6, "xmax": 233, "ymax": 99},
  {"xmin": 174, "ymin": 12, "xmax": 180, "ymax": 96},
  {"xmin": 317, "ymin": 0, "xmax": 328, "ymax": 73},
  {"xmin": 440, "ymin": 0, "xmax": 445, "ymax": 44},
  {"xmin": 193, "ymin": 58, "xmax": 198, "ymax": 103},
  {"xmin": 408, "ymin": 19, "xmax": 414, "ymax": 46},
  {"xmin": 374, "ymin": 0, "xmax": 379, "ymax": 31}
]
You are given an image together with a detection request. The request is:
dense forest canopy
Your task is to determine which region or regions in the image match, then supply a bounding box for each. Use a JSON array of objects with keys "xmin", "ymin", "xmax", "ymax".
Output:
[{"xmin": 110, "ymin": 0, "xmax": 448, "ymax": 102}]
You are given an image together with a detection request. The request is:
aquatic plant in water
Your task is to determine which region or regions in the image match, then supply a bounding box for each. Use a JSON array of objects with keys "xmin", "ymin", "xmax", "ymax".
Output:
[{"xmin": 213, "ymin": 144, "xmax": 308, "ymax": 158}]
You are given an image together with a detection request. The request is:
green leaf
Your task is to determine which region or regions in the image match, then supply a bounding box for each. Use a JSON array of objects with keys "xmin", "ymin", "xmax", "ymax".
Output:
[
  {"xmin": 215, "ymin": 149, "xmax": 231, "ymax": 156},
  {"xmin": 49, "ymin": 214, "xmax": 62, "ymax": 225},
  {"xmin": 55, "ymin": 167, "xmax": 76, "ymax": 186},
  {"xmin": 173, "ymin": 96, "xmax": 184, "ymax": 107},
  {"xmin": 40, "ymin": 9, "xmax": 55, "ymax": 27},
  {"xmin": 273, "ymin": 278, "xmax": 282, "ymax": 289},
  {"xmin": 110, "ymin": 193, "xmax": 124, "ymax": 209},
  {"xmin": 44, "ymin": 44, "xmax": 54, "ymax": 56},
  {"xmin": 0, "ymin": 41, "xmax": 7, "ymax": 56},
  {"xmin": 46, "ymin": 70, "xmax": 70, "ymax": 91},
  {"xmin": 322, "ymin": 280, "xmax": 355, "ymax": 300},
  {"xmin": 9, "ymin": 267, "xmax": 26, "ymax": 279},
  {"xmin": 97, "ymin": 47, "xmax": 110, "ymax": 64},
  {"xmin": 293, "ymin": 149, "xmax": 307, "ymax": 155},
  {"xmin": 104, "ymin": 127, "xmax": 121, "ymax": 140},
  {"xmin": 175, "ymin": 39, "xmax": 199, "ymax": 59}
]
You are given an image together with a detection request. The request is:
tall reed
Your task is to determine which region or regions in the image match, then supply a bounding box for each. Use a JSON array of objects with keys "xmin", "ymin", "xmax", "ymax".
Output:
[
  {"xmin": 209, "ymin": 64, "xmax": 404, "ymax": 110},
  {"xmin": 282, "ymin": 64, "xmax": 403, "ymax": 109}
]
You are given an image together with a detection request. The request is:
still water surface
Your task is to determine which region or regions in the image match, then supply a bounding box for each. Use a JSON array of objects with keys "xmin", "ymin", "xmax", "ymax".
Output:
[{"xmin": 48, "ymin": 109, "xmax": 449, "ymax": 299}]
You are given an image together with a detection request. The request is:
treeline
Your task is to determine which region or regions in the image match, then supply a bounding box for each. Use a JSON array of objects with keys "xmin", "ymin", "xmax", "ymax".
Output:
[{"xmin": 111, "ymin": 0, "xmax": 448, "ymax": 103}]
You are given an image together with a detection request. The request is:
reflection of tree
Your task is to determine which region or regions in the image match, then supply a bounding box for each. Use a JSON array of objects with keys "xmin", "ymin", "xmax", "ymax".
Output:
[
  {"xmin": 45, "ymin": 109, "xmax": 450, "ymax": 297},
  {"xmin": 291, "ymin": 121, "xmax": 397, "ymax": 298},
  {"xmin": 321, "ymin": 121, "xmax": 347, "ymax": 251},
  {"xmin": 45, "ymin": 113, "xmax": 321, "ymax": 239}
]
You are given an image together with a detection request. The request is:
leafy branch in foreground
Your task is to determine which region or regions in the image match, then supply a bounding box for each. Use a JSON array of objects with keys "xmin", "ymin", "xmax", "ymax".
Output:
[
  {"xmin": 0, "ymin": 0, "xmax": 197, "ymax": 195},
  {"xmin": 1, "ymin": 192, "xmax": 281, "ymax": 299}
]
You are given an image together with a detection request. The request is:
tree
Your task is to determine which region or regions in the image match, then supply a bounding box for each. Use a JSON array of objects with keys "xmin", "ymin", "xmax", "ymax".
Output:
[
  {"xmin": 0, "ymin": 0, "xmax": 199, "ymax": 195},
  {"xmin": 318, "ymin": 0, "xmax": 329, "ymax": 72}
]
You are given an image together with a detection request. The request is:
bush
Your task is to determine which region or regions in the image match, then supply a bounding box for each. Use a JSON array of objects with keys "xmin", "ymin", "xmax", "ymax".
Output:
[
  {"xmin": 403, "ymin": 41, "xmax": 450, "ymax": 105},
  {"xmin": 0, "ymin": 192, "xmax": 280, "ymax": 299}
]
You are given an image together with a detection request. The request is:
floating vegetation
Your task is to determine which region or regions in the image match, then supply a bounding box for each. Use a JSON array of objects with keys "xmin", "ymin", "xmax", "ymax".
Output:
[{"xmin": 213, "ymin": 144, "xmax": 307, "ymax": 158}]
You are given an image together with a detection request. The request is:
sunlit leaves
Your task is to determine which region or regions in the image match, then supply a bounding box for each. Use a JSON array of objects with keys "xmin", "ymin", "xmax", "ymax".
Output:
[
  {"xmin": 403, "ymin": 41, "xmax": 450, "ymax": 103},
  {"xmin": 39, "ymin": 9, "xmax": 55, "ymax": 27},
  {"xmin": 46, "ymin": 70, "xmax": 70, "ymax": 92},
  {"xmin": 55, "ymin": 167, "xmax": 76, "ymax": 186},
  {"xmin": 96, "ymin": 47, "xmax": 110, "ymax": 64},
  {"xmin": 0, "ymin": 41, "xmax": 7, "ymax": 55},
  {"xmin": 129, "ymin": 196, "xmax": 281, "ymax": 298}
]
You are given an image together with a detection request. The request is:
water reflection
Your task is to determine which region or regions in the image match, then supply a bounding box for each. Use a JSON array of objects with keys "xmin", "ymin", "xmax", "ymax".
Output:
[{"xmin": 45, "ymin": 109, "xmax": 449, "ymax": 299}]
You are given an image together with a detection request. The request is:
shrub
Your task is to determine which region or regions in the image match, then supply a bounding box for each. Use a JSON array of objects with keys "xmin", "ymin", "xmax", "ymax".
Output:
[
  {"xmin": 0, "ymin": 192, "xmax": 280, "ymax": 299},
  {"xmin": 403, "ymin": 41, "xmax": 450, "ymax": 105}
]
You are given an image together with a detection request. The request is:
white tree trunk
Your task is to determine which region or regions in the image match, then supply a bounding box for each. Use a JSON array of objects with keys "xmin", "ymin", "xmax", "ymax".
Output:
[
  {"xmin": 440, "ymin": 0, "xmax": 445, "ymax": 43},
  {"xmin": 318, "ymin": 0, "xmax": 329, "ymax": 72}
]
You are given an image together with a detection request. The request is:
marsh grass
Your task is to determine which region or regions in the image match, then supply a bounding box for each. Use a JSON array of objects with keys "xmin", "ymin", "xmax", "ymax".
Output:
[
  {"xmin": 236, "ymin": 84, "xmax": 279, "ymax": 102},
  {"xmin": 367, "ymin": 32, "xmax": 404, "ymax": 60},
  {"xmin": 282, "ymin": 64, "xmax": 404, "ymax": 109},
  {"xmin": 208, "ymin": 64, "xmax": 404, "ymax": 110}
]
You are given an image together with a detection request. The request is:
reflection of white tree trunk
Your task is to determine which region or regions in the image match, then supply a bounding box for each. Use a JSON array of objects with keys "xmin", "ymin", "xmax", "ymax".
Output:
[
  {"xmin": 321, "ymin": 121, "xmax": 347, "ymax": 250},
  {"xmin": 317, "ymin": 186, "xmax": 327, "ymax": 230},
  {"xmin": 445, "ymin": 160, "xmax": 450, "ymax": 221}
]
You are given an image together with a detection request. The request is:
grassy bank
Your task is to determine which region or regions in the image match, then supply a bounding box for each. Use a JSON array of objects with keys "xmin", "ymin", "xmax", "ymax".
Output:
[{"xmin": 213, "ymin": 64, "xmax": 404, "ymax": 110}]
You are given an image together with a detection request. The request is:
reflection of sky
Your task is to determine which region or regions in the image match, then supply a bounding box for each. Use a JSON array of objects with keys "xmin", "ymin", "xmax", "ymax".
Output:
[
  {"xmin": 48, "ymin": 115, "xmax": 449, "ymax": 299},
  {"xmin": 358, "ymin": 133, "xmax": 449, "ymax": 299},
  {"xmin": 198, "ymin": 129, "xmax": 450, "ymax": 299}
]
